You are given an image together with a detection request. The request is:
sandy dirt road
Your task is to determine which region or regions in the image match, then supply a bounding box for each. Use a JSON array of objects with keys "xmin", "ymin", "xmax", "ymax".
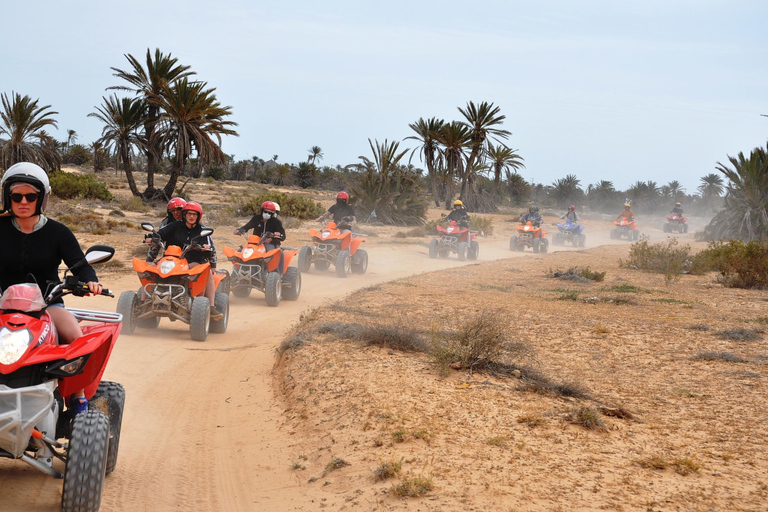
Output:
[{"xmin": 1, "ymin": 225, "xmax": 649, "ymax": 511}]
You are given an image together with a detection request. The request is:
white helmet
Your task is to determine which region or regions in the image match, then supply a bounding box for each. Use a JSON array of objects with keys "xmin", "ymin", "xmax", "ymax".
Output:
[
  {"xmin": 1, "ymin": 162, "xmax": 51, "ymax": 214},
  {"xmin": 273, "ymin": 202, "xmax": 281, "ymax": 214}
]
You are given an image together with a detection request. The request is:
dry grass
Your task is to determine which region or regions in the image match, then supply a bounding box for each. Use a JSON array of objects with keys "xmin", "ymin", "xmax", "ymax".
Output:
[
  {"xmin": 373, "ymin": 459, "xmax": 403, "ymax": 481},
  {"xmin": 391, "ymin": 474, "xmax": 434, "ymax": 497}
]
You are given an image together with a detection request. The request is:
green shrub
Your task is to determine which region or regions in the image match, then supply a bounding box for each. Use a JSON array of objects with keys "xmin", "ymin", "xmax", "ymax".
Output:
[
  {"xmin": 692, "ymin": 239, "xmax": 768, "ymax": 288},
  {"xmin": 49, "ymin": 170, "xmax": 112, "ymax": 200},
  {"xmin": 468, "ymin": 215, "xmax": 493, "ymax": 236},
  {"xmin": 207, "ymin": 167, "xmax": 228, "ymax": 181},
  {"xmin": 234, "ymin": 192, "xmax": 324, "ymax": 220},
  {"xmin": 620, "ymin": 235, "xmax": 691, "ymax": 280}
]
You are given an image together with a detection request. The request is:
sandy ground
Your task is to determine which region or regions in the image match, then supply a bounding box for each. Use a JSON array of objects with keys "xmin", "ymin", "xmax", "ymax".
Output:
[{"xmin": 1, "ymin": 182, "xmax": 765, "ymax": 511}]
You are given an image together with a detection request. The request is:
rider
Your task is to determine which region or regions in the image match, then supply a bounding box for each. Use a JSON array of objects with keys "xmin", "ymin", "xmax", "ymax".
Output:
[
  {"xmin": 617, "ymin": 202, "xmax": 635, "ymax": 221},
  {"xmin": 560, "ymin": 205, "xmax": 580, "ymax": 222},
  {"xmin": 316, "ymin": 191, "xmax": 356, "ymax": 231},
  {"xmin": 0, "ymin": 162, "xmax": 103, "ymax": 416},
  {"xmin": 148, "ymin": 201, "xmax": 223, "ymax": 320},
  {"xmin": 233, "ymin": 201, "xmax": 286, "ymax": 273},
  {"xmin": 446, "ymin": 200, "xmax": 470, "ymax": 227},
  {"xmin": 670, "ymin": 202, "xmax": 684, "ymax": 217},
  {"xmin": 160, "ymin": 197, "xmax": 187, "ymax": 228},
  {"xmin": 521, "ymin": 205, "xmax": 543, "ymax": 227}
]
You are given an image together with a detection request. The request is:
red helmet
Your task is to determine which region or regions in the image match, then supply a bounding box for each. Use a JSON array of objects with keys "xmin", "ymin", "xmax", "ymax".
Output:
[
  {"xmin": 182, "ymin": 201, "xmax": 203, "ymax": 223},
  {"xmin": 336, "ymin": 191, "xmax": 349, "ymax": 203},
  {"xmin": 568, "ymin": 205, "xmax": 575, "ymax": 211},
  {"xmin": 167, "ymin": 197, "xmax": 187, "ymax": 210},
  {"xmin": 261, "ymin": 201, "xmax": 277, "ymax": 214}
]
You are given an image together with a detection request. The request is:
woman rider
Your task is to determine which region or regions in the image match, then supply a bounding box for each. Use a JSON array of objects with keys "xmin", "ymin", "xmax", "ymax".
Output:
[{"xmin": 0, "ymin": 162, "xmax": 103, "ymax": 415}]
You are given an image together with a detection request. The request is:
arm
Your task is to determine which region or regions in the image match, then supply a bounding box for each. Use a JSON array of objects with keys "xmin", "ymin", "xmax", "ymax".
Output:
[
  {"xmin": 58, "ymin": 224, "xmax": 100, "ymax": 293},
  {"xmin": 234, "ymin": 215, "xmax": 259, "ymax": 235}
]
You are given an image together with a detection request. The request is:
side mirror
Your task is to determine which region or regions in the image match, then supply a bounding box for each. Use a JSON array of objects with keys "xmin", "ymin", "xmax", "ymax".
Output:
[
  {"xmin": 85, "ymin": 245, "xmax": 115, "ymax": 265},
  {"xmin": 141, "ymin": 222, "xmax": 155, "ymax": 232},
  {"xmin": 199, "ymin": 228, "xmax": 214, "ymax": 237}
]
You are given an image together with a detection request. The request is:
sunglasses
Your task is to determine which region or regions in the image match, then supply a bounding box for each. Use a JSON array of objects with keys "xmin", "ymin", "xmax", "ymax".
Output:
[{"xmin": 10, "ymin": 193, "xmax": 39, "ymax": 203}]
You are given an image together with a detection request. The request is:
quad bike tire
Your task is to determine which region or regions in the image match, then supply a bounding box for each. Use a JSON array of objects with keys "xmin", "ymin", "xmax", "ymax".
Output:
[
  {"xmin": 265, "ymin": 271, "xmax": 282, "ymax": 306},
  {"xmin": 457, "ymin": 242, "xmax": 468, "ymax": 261},
  {"xmin": 210, "ymin": 292, "xmax": 230, "ymax": 333},
  {"xmin": 282, "ymin": 267, "xmax": 302, "ymax": 300},
  {"xmin": 314, "ymin": 259, "xmax": 330, "ymax": 271},
  {"xmin": 541, "ymin": 238, "xmax": 549, "ymax": 253},
  {"xmin": 428, "ymin": 239, "xmax": 438, "ymax": 259},
  {"xmin": 663, "ymin": 223, "xmax": 670, "ymax": 233},
  {"xmin": 336, "ymin": 250, "xmax": 351, "ymax": 278},
  {"xmin": 633, "ymin": 230, "xmax": 640, "ymax": 240},
  {"xmin": 189, "ymin": 296, "xmax": 210, "ymax": 341},
  {"xmin": 351, "ymin": 249, "xmax": 368, "ymax": 274},
  {"xmin": 468, "ymin": 241, "xmax": 479, "ymax": 260},
  {"xmin": 579, "ymin": 234, "xmax": 587, "ymax": 247},
  {"xmin": 90, "ymin": 381, "xmax": 125, "ymax": 475},
  {"xmin": 116, "ymin": 291, "xmax": 137, "ymax": 335},
  {"xmin": 509, "ymin": 236, "xmax": 518, "ymax": 251},
  {"xmin": 61, "ymin": 410, "xmax": 109, "ymax": 512},
  {"xmin": 297, "ymin": 246, "xmax": 312, "ymax": 273},
  {"xmin": 683, "ymin": 224, "xmax": 689, "ymax": 233},
  {"xmin": 231, "ymin": 286, "xmax": 251, "ymax": 298},
  {"xmin": 533, "ymin": 238, "xmax": 541, "ymax": 253}
]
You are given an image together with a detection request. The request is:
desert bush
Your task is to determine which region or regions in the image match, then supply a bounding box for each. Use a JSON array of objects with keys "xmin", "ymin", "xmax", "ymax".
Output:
[
  {"xmin": 323, "ymin": 456, "xmax": 350, "ymax": 476},
  {"xmin": 316, "ymin": 322, "xmax": 363, "ymax": 339},
  {"xmin": 391, "ymin": 475, "xmax": 433, "ymax": 497},
  {"xmin": 207, "ymin": 167, "xmax": 228, "ymax": 181},
  {"xmin": 63, "ymin": 145, "xmax": 92, "ymax": 166},
  {"xmin": 692, "ymin": 351, "xmax": 747, "ymax": 363},
  {"xmin": 716, "ymin": 328, "xmax": 762, "ymax": 342},
  {"xmin": 49, "ymin": 170, "xmax": 112, "ymax": 200},
  {"xmin": 620, "ymin": 235, "xmax": 692, "ymax": 280},
  {"xmin": 233, "ymin": 192, "xmax": 324, "ymax": 220},
  {"xmin": 373, "ymin": 459, "xmax": 403, "ymax": 481},
  {"xmin": 551, "ymin": 267, "xmax": 606, "ymax": 283},
  {"xmin": 692, "ymin": 239, "xmax": 768, "ymax": 288},
  {"xmin": 58, "ymin": 212, "xmax": 133, "ymax": 235},
  {"xmin": 568, "ymin": 405, "xmax": 607, "ymax": 431},
  {"xmin": 518, "ymin": 368, "xmax": 588, "ymax": 399},
  {"xmin": 468, "ymin": 215, "xmax": 494, "ymax": 235},
  {"xmin": 671, "ymin": 457, "xmax": 701, "ymax": 475},
  {"xmin": 431, "ymin": 309, "xmax": 509, "ymax": 373},
  {"xmin": 359, "ymin": 323, "xmax": 427, "ymax": 352}
]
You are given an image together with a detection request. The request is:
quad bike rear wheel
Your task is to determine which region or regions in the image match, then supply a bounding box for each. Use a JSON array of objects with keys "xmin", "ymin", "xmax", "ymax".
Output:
[
  {"xmin": 282, "ymin": 267, "xmax": 302, "ymax": 300},
  {"xmin": 541, "ymin": 238, "xmax": 549, "ymax": 253},
  {"xmin": 533, "ymin": 238, "xmax": 541, "ymax": 253},
  {"xmin": 428, "ymin": 239, "xmax": 438, "ymax": 259},
  {"xmin": 351, "ymin": 249, "xmax": 368, "ymax": 274},
  {"xmin": 336, "ymin": 250, "xmax": 351, "ymax": 277},
  {"xmin": 190, "ymin": 296, "xmax": 210, "ymax": 341},
  {"xmin": 61, "ymin": 410, "xmax": 109, "ymax": 512},
  {"xmin": 89, "ymin": 381, "xmax": 125, "ymax": 475},
  {"xmin": 116, "ymin": 291, "xmax": 137, "ymax": 335},
  {"xmin": 210, "ymin": 292, "xmax": 230, "ymax": 333},
  {"xmin": 457, "ymin": 242, "xmax": 468, "ymax": 261},
  {"xmin": 265, "ymin": 271, "xmax": 282, "ymax": 306},
  {"xmin": 468, "ymin": 240, "xmax": 479, "ymax": 260},
  {"xmin": 509, "ymin": 236, "xmax": 518, "ymax": 251},
  {"xmin": 297, "ymin": 246, "xmax": 312, "ymax": 272}
]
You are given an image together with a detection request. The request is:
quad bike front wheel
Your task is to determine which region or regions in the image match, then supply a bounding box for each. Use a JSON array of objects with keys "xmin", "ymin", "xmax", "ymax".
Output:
[
  {"xmin": 509, "ymin": 236, "xmax": 518, "ymax": 251},
  {"xmin": 190, "ymin": 296, "xmax": 210, "ymax": 341},
  {"xmin": 61, "ymin": 410, "xmax": 109, "ymax": 512},
  {"xmin": 457, "ymin": 242, "xmax": 468, "ymax": 261},
  {"xmin": 351, "ymin": 249, "xmax": 368, "ymax": 274},
  {"xmin": 210, "ymin": 292, "xmax": 230, "ymax": 333},
  {"xmin": 428, "ymin": 239, "xmax": 438, "ymax": 259},
  {"xmin": 90, "ymin": 381, "xmax": 125, "ymax": 475},
  {"xmin": 541, "ymin": 238, "xmax": 549, "ymax": 253},
  {"xmin": 468, "ymin": 240, "xmax": 479, "ymax": 260},
  {"xmin": 533, "ymin": 238, "xmax": 541, "ymax": 253},
  {"xmin": 297, "ymin": 246, "xmax": 312, "ymax": 272},
  {"xmin": 336, "ymin": 250, "xmax": 351, "ymax": 277},
  {"xmin": 282, "ymin": 267, "xmax": 302, "ymax": 300},
  {"xmin": 265, "ymin": 271, "xmax": 282, "ymax": 306},
  {"xmin": 116, "ymin": 291, "xmax": 137, "ymax": 335}
]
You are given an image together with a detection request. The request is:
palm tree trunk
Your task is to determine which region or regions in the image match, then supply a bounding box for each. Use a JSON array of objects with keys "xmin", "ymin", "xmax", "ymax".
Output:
[{"xmin": 121, "ymin": 148, "xmax": 141, "ymax": 197}]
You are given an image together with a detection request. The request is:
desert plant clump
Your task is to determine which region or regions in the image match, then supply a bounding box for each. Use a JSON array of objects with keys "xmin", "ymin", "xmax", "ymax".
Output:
[
  {"xmin": 58, "ymin": 212, "xmax": 133, "ymax": 235},
  {"xmin": 468, "ymin": 215, "xmax": 493, "ymax": 236},
  {"xmin": 517, "ymin": 414, "xmax": 545, "ymax": 427},
  {"xmin": 692, "ymin": 351, "xmax": 747, "ymax": 363},
  {"xmin": 551, "ymin": 267, "xmax": 606, "ymax": 283},
  {"xmin": 49, "ymin": 170, "xmax": 113, "ymax": 200},
  {"xmin": 316, "ymin": 322, "xmax": 363, "ymax": 339},
  {"xmin": 359, "ymin": 323, "xmax": 428, "ymax": 353},
  {"xmin": 557, "ymin": 289, "xmax": 580, "ymax": 301},
  {"xmin": 715, "ymin": 328, "xmax": 762, "ymax": 342},
  {"xmin": 391, "ymin": 474, "xmax": 434, "ymax": 497},
  {"xmin": 373, "ymin": 459, "xmax": 403, "ymax": 481},
  {"xmin": 323, "ymin": 456, "xmax": 350, "ymax": 476},
  {"xmin": 431, "ymin": 309, "xmax": 510, "ymax": 374},
  {"xmin": 518, "ymin": 369, "xmax": 588, "ymax": 399},
  {"xmin": 692, "ymin": 239, "xmax": 768, "ymax": 289},
  {"xmin": 635, "ymin": 455, "xmax": 669, "ymax": 470},
  {"xmin": 671, "ymin": 457, "xmax": 701, "ymax": 475},
  {"xmin": 567, "ymin": 406, "xmax": 607, "ymax": 431},
  {"xmin": 232, "ymin": 192, "xmax": 324, "ymax": 220},
  {"xmin": 620, "ymin": 235, "xmax": 692, "ymax": 280}
]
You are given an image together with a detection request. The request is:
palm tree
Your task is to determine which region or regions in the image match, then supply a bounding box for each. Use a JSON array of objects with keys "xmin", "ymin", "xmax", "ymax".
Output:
[
  {"xmin": 698, "ymin": 173, "xmax": 725, "ymax": 213},
  {"xmin": 550, "ymin": 174, "xmax": 583, "ymax": 208},
  {"xmin": 89, "ymin": 95, "xmax": 146, "ymax": 195},
  {"xmin": 504, "ymin": 170, "xmax": 531, "ymax": 205},
  {"xmin": 458, "ymin": 101, "xmax": 510, "ymax": 200},
  {"xmin": 586, "ymin": 180, "xmax": 618, "ymax": 213},
  {"xmin": 704, "ymin": 144, "xmax": 768, "ymax": 240},
  {"xmin": 433, "ymin": 121, "xmax": 471, "ymax": 208},
  {"xmin": 0, "ymin": 92, "xmax": 61, "ymax": 171},
  {"xmin": 307, "ymin": 145, "xmax": 323, "ymax": 164},
  {"xmin": 406, "ymin": 117, "xmax": 444, "ymax": 207},
  {"xmin": 156, "ymin": 78, "xmax": 239, "ymax": 199},
  {"xmin": 486, "ymin": 144, "xmax": 525, "ymax": 196},
  {"xmin": 65, "ymin": 129, "xmax": 78, "ymax": 151},
  {"xmin": 111, "ymin": 48, "xmax": 195, "ymax": 194}
]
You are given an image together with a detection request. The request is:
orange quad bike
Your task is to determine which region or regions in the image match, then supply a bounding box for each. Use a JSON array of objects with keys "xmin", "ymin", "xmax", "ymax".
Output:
[
  {"xmin": 117, "ymin": 223, "xmax": 230, "ymax": 341},
  {"xmin": 297, "ymin": 219, "xmax": 368, "ymax": 278},
  {"xmin": 509, "ymin": 221, "xmax": 549, "ymax": 253},
  {"xmin": 223, "ymin": 232, "xmax": 301, "ymax": 307},
  {"xmin": 428, "ymin": 220, "xmax": 479, "ymax": 261},
  {"xmin": 611, "ymin": 218, "xmax": 640, "ymax": 240}
]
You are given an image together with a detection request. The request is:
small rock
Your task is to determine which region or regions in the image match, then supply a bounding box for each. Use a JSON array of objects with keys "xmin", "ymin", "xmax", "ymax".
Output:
[{"xmin": 511, "ymin": 369, "xmax": 522, "ymax": 378}]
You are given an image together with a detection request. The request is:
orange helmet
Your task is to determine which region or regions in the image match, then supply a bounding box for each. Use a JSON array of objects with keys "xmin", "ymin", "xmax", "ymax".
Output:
[
  {"xmin": 182, "ymin": 201, "xmax": 203, "ymax": 223},
  {"xmin": 261, "ymin": 201, "xmax": 277, "ymax": 214},
  {"xmin": 336, "ymin": 191, "xmax": 349, "ymax": 203},
  {"xmin": 167, "ymin": 197, "xmax": 187, "ymax": 210}
]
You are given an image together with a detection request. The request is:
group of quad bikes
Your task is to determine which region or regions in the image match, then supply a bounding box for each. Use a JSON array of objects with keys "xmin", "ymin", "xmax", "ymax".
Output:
[{"xmin": 116, "ymin": 217, "xmax": 368, "ymax": 343}]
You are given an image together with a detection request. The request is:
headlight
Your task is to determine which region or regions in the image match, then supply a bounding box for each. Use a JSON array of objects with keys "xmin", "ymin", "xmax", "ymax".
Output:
[
  {"xmin": 160, "ymin": 260, "xmax": 176, "ymax": 274},
  {"xmin": 242, "ymin": 248, "xmax": 254, "ymax": 259},
  {"xmin": 0, "ymin": 327, "xmax": 32, "ymax": 365},
  {"xmin": 322, "ymin": 232, "xmax": 330, "ymax": 239}
]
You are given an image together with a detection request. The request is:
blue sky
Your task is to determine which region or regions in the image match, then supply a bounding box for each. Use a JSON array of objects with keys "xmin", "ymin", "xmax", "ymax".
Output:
[{"xmin": 3, "ymin": 0, "xmax": 766, "ymax": 194}]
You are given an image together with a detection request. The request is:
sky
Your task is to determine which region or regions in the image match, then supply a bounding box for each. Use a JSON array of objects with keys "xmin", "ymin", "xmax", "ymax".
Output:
[{"xmin": 2, "ymin": 0, "xmax": 767, "ymax": 194}]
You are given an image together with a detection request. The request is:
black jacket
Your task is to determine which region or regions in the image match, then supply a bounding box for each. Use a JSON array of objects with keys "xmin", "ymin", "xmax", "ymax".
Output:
[
  {"xmin": 328, "ymin": 202, "xmax": 355, "ymax": 224},
  {"xmin": 237, "ymin": 216, "xmax": 286, "ymax": 246},
  {"xmin": 446, "ymin": 208, "xmax": 470, "ymax": 225},
  {"xmin": 0, "ymin": 217, "xmax": 98, "ymax": 304},
  {"xmin": 148, "ymin": 221, "xmax": 217, "ymax": 268}
]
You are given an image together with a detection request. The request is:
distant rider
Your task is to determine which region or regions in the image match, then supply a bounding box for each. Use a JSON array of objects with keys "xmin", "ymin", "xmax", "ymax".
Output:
[
  {"xmin": 148, "ymin": 201, "xmax": 222, "ymax": 320},
  {"xmin": 233, "ymin": 201, "xmax": 286, "ymax": 273},
  {"xmin": 446, "ymin": 200, "xmax": 470, "ymax": 227},
  {"xmin": 617, "ymin": 203, "xmax": 635, "ymax": 222},
  {"xmin": 160, "ymin": 197, "xmax": 187, "ymax": 228},
  {"xmin": 521, "ymin": 205, "xmax": 543, "ymax": 227},
  {"xmin": 316, "ymin": 191, "xmax": 356, "ymax": 231},
  {"xmin": 670, "ymin": 202, "xmax": 684, "ymax": 217},
  {"xmin": 560, "ymin": 205, "xmax": 580, "ymax": 223}
]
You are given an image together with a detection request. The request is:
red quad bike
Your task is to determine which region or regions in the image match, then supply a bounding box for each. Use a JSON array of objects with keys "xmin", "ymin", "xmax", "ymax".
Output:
[
  {"xmin": 0, "ymin": 245, "xmax": 125, "ymax": 512},
  {"xmin": 611, "ymin": 218, "xmax": 640, "ymax": 240},
  {"xmin": 509, "ymin": 221, "xmax": 549, "ymax": 253},
  {"xmin": 223, "ymin": 232, "xmax": 301, "ymax": 306},
  {"xmin": 429, "ymin": 220, "xmax": 479, "ymax": 261},
  {"xmin": 663, "ymin": 213, "xmax": 688, "ymax": 233},
  {"xmin": 297, "ymin": 219, "xmax": 368, "ymax": 278},
  {"xmin": 117, "ymin": 223, "xmax": 230, "ymax": 342}
]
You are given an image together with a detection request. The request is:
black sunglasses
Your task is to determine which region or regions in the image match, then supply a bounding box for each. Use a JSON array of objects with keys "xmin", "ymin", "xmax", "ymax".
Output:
[{"xmin": 10, "ymin": 193, "xmax": 39, "ymax": 203}]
